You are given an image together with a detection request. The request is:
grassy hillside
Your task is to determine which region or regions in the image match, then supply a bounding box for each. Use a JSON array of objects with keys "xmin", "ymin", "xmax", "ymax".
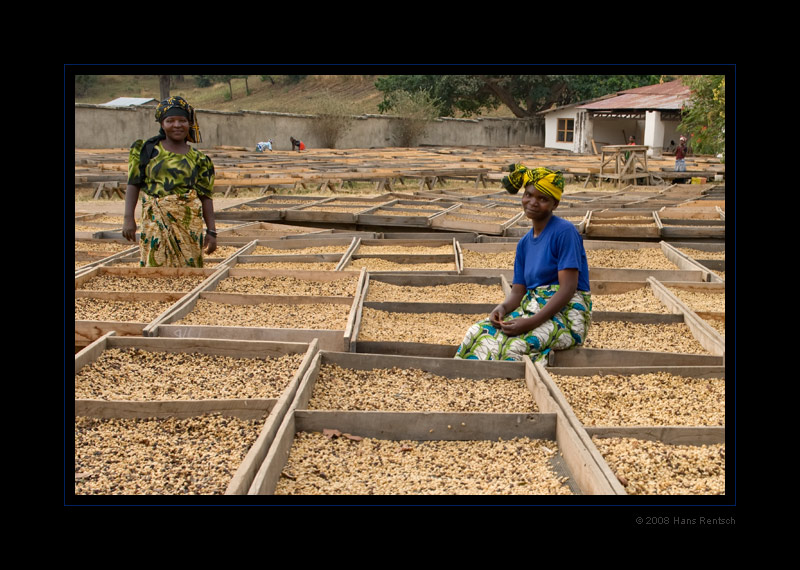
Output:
[
  {"xmin": 76, "ymin": 75, "xmax": 398, "ymax": 116},
  {"xmin": 74, "ymin": 74, "xmax": 516, "ymax": 117}
]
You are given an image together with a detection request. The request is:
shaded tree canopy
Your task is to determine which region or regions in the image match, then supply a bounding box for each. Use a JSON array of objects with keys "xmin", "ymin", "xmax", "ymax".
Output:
[
  {"xmin": 376, "ymin": 75, "xmax": 665, "ymax": 118},
  {"xmin": 75, "ymin": 75, "xmax": 97, "ymax": 97},
  {"xmin": 192, "ymin": 74, "xmax": 250, "ymax": 99},
  {"xmin": 678, "ymin": 75, "xmax": 725, "ymax": 159}
]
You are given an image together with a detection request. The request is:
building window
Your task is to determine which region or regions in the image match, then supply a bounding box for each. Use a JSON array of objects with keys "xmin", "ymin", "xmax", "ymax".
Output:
[{"xmin": 557, "ymin": 118, "xmax": 574, "ymax": 142}]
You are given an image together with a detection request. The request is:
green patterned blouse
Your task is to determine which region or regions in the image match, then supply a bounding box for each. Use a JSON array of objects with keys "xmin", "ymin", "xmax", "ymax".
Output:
[{"xmin": 127, "ymin": 140, "xmax": 215, "ymax": 199}]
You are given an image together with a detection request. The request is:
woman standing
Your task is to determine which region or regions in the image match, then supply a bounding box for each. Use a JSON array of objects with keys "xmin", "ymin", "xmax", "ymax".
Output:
[
  {"xmin": 122, "ymin": 96, "xmax": 217, "ymax": 267},
  {"xmin": 454, "ymin": 165, "xmax": 592, "ymax": 362}
]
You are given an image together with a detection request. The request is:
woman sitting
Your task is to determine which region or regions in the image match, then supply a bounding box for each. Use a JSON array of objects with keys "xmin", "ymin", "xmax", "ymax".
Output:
[
  {"xmin": 454, "ymin": 165, "xmax": 592, "ymax": 362},
  {"xmin": 122, "ymin": 96, "xmax": 217, "ymax": 267}
]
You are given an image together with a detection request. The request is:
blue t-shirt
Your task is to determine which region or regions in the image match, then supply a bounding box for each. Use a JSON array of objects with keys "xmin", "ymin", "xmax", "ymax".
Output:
[{"xmin": 512, "ymin": 216, "xmax": 591, "ymax": 292}]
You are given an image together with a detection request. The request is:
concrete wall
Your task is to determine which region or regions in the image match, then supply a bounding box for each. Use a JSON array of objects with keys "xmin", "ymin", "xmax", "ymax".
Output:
[{"xmin": 74, "ymin": 104, "xmax": 544, "ymax": 150}]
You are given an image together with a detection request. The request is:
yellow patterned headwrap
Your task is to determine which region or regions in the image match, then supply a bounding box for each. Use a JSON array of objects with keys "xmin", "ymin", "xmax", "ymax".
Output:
[{"xmin": 501, "ymin": 164, "xmax": 564, "ymax": 201}]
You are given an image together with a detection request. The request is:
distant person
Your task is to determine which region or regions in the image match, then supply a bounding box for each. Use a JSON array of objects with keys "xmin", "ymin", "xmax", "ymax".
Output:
[
  {"xmin": 290, "ymin": 136, "xmax": 305, "ymax": 151},
  {"xmin": 675, "ymin": 136, "xmax": 688, "ymax": 172},
  {"xmin": 625, "ymin": 136, "xmax": 636, "ymax": 162},
  {"xmin": 256, "ymin": 139, "xmax": 273, "ymax": 152}
]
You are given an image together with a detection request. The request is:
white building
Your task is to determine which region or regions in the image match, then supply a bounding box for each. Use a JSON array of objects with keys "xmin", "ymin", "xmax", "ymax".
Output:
[
  {"xmin": 100, "ymin": 97, "xmax": 157, "ymax": 107},
  {"xmin": 540, "ymin": 79, "xmax": 691, "ymax": 158}
]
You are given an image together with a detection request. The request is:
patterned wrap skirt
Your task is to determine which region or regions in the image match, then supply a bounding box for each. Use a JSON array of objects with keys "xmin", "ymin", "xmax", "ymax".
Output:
[
  {"xmin": 139, "ymin": 190, "xmax": 205, "ymax": 268},
  {"xmin": 454, "ymin": 285, "xmax": 592, "ymax": 362}
]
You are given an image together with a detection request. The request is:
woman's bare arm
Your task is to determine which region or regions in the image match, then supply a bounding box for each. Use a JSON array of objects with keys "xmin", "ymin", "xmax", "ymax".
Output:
[{"xmin": 499, "ymin": 269, "xmax": 578, "ymax": 336}]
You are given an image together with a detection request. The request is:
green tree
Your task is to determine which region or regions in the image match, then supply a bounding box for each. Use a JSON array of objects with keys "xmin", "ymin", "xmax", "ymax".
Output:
[
  {"xmin": 313, "ymin": 92, "xmax": 355, "ymax": 148},
  {"xmin": 376, "ymin": 75, "xmax": 664, "ymax": 118},
  {"xmin": 193, "ymin": 75, "xmax": 250, "ymax": 99},
  {"xmin": 158, "ymin": 75, "xmax": 170, "ymax": 100},
  {"xmin": 238, "ymin": 74, "xmax": 251, "ymax": 96},
  {"xmin": 678, "ymin": 75, "xmax": 725, "ymax": 159},
  {"xmin": 194, "ymin": 75, "xmax": 215, "ymax": 88},
  {"xmin": 75, "ymin": 75, "xmax": 97, "ymax": 97},
  {"xmin": 217, "ymin": 75, "xmax": 236, "ymax": 100},
  {"xmin": 567, "ymin": 75, "xmax": 666, "ymax": 100},
  {"xmin": 377, "ymin": 75, "xmax": 499, "ymax": 117},
  {"xmin": 386, "ymin": 89, "xmax": 440, "ymax": 147}
]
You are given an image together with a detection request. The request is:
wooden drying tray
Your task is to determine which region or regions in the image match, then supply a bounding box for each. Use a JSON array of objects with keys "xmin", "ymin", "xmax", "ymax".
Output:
[
  {"xmin": 213, "ymin": 175, "xmax": 338, "ymax": 191},
  {"xmin": 146, "ymin": 267, "xmax": 367, "ymax": 351},
  {"xmin": 350, "ymin": 298, "xmax": 491, "ymax": 358},
  {"xmin": 75, "ymin": 240, "xmax": 139, "ymax": 275},
  {"xmin": 584, "ymin": 210, "xmax": 661, "ymax": 239},
  {"xmin": 75, "ymin": 266, "xmax": 223, "ymax": 296},
  {"xmin": 216, "ymin": 201, "xmax": 310, "ymax": 221},
  {"xmin": 649, "ymin": 275, "xmax": 724, "ymax": 329},
  {"xmin": 147, "ymin": 293, "xmax": 359, "ymax": 352},
  {"xmin": 355, "ymin": 200, "xmax": 453, "ymax": 228},
  {"xmin": 432, "ymin": 204, "xmax": 523, "ymax": 236},
  {"xmin": 75, "ymin": 333, "xmax": 319, "ymax": 495},
  {"xmin": 213, "ymin": 221, "xmax": 329, "ymax": 239},
  {"xmin": 530, "ymin": 360, "xmax": 725, "ymax": 496},
  {"xmin": 75, "ymin": 290, "xmax": 190, "ymax": 347},
  {"xmin": 249, "ymin": 351, "xmax": 621, "ymax": 495},
  {"xmin": 232, "ymin": 236, "xmax": 359, "ymax": 257}
]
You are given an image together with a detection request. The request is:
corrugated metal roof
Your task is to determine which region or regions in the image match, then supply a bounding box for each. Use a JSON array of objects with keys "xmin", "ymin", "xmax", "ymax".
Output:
[
  {"xmin": 100, "ymin": 97, "xmax": 157, "ymax": 107},
  {"xmin": 577, "ymin": 79, "xmax": 690, "ymax": 111},
  {"xmin": 620, "ymin": 79, "xmax": 690, "ymax": 96}
]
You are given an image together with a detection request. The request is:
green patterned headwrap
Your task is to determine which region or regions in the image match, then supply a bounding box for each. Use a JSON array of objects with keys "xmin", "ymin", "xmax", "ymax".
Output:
[
  {"xmin": 502, "ymin": 164, "xmax": 564, "ymax": 201},
  {"xmin": 155, "ymin": 96, "xmax": 202, "ymax": 143}
]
